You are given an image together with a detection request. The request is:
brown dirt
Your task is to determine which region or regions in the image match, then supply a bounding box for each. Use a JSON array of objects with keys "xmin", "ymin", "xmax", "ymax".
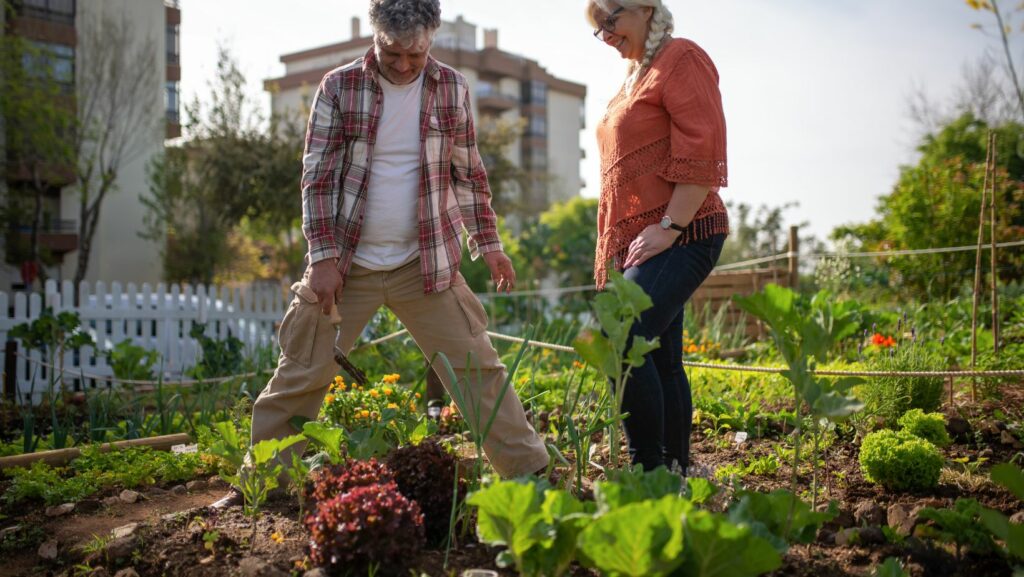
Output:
[{"xmin": 2, "ymin": 383, "xmax": 1023, "ymax": 576}]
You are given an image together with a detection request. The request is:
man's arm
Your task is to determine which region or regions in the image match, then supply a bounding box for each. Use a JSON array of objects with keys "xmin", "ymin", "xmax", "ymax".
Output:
[
  {"xmin": 301, "ymin": 77, "xmax": 346, "ymax": 313},
  {"xmin": 449, "ymin": 81, "xmax": 502, "ymax": 259}
]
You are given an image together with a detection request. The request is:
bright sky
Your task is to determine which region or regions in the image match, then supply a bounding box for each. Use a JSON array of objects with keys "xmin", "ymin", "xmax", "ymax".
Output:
[{"xmin": 181, "ymin": 0, "xmax": 994, "ymax": 242}]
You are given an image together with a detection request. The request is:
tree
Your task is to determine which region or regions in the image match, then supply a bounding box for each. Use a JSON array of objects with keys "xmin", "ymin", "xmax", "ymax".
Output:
[
  {"xmin": 476, "ymin": 116, "xmax": 527, "ymax": 217},
  {"xmin": 72, "ymin": 9, "xmax": 160, "ymax": 287},
  {"xmin": 837, "ymin": 113, "xmax": 1024, "ymax": 299},
  {"xmin": 964, "ymin": 0, "xmax": 1024, "ymax": 120},
  {"xmin": 520, "ymin": 196, "xmax": 598, "ymax": 288},
  {"xmin": 142, "ymin": 47, "xmax": 303, "ymax": 284},
  {"xmin": 0, "ymin": 34, "xmax": 76, "ymax": 288}
]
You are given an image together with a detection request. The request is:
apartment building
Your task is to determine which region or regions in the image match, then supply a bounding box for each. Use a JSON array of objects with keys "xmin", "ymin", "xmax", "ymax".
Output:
[
  {"xmin": 0, "ymin": 0, "xmax": 180, "ymax": 292},
  {"xmin": 264, "ymin": 15, "xmax": 586, "ymax": 218}
]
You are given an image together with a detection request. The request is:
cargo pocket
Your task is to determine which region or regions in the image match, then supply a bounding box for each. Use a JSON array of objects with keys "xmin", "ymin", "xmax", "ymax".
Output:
[
  {"xmin": 450, "ymin": 276, "xmax": 488, "ymax": 337},
  {"xmin": 278, "ymin": 282, "xmax": 321, "ymax": 367}
]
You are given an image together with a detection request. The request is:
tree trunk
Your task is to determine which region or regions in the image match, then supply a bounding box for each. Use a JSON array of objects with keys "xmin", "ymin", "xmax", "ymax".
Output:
[{"xmin": 73, "ymin": 192, "xmax": 103, "ymax": 287}]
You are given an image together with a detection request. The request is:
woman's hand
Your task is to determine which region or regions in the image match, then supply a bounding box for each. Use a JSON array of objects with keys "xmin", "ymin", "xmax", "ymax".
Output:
[{"xmin": 623, "ymin": 225, "xmax": 681, "ymax": 269}]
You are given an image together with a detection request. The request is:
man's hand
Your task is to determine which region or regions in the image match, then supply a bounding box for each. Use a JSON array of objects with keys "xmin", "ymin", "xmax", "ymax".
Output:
[
  {"xmin": 482, "ymin": 251, "xmax": 516, "ymax": 294},
  {"xmin": 622, "ymin": 225, "xmax": 681, "ymax": 269},
  {"xmin": 308, "ymin": 259, "xmax": 343, "ymax": 315}
]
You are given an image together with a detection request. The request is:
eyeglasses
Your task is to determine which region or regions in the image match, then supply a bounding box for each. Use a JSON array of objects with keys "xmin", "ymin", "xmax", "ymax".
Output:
[{"xmin": 592, "ymin": 6, "xmax": 625, "ymax": 39}]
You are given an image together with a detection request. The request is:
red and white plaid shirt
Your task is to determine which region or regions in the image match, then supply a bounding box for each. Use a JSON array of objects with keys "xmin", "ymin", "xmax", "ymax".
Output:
[{"xmin": 301, "ymin": 47, "xmax": 501, "ymax": 294}]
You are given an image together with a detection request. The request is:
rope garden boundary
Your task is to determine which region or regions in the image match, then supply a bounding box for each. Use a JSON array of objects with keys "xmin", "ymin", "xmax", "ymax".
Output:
[{"xmin": 14, "ymin": 328, "xmax": 1023, "ymax": 392}]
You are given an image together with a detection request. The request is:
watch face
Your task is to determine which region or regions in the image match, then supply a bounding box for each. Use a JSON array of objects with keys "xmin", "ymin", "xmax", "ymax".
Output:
[{"xmin": 660, "ymin": 216, "xmax": 671, "ymax": 229}]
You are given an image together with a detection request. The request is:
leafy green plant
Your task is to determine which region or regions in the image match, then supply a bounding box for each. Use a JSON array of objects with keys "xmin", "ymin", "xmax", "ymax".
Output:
[
  {"xmin": 680, "ymin": 508, "xmax": 783, "ymax": 577},
  {"xmin": 385, "ymin": 440, "xmax": 467, "ymax": 546},
  {"xmin": 898, "ymin": 409, "xmax": 951, "ymax": 447},
  {"xmin": 594, "ymin": 466, "xmax": 683, "ymax": 512},
  {"xmin": 2, "ymin": 460, "xmax": 98, "ymax": 505},
  {"xmin": 978, "ymin": 463, "xmax": 1024, "ymax": 564},
  {"xmin": 873, "ymin": 557, "xmax": 909, "ymax": 577},
  {"xmin": 469, "ymin": 479, "xmax": 594, "ymax": 577},
  {"xmin": 727, "ymin": 489, "xmax": 837, "ymax": 554},
  {"xmin": 918, "ymin": 498, "xmax": 996, "ymax": 560},
  {"xmin": 577, "ymin": 495, "xmax": 689, "ymax": 577},
  {"xmin": 858, "ymin": 429, "xmax": 943, "ymax": 491},
  {"xmin": 207, "ymin": 420, "xmax": 303, "ymax": 546},
  {"xmin": 11, "ymin": 307, "xmax": 95, "ymax": 450},
  {"xmin": 187, "ymin": 323, "xmax": 244, "ymax": 378},
  {"xmin": 307, "ymin": 481, "xmax": 425, "ymax": 576},
  {"xmin": 734, "ymin": 286, "xmax": 864, "ymax": 508},
  {"xmin": 859, "ymin": 341, "xmax": 944, "ymax": 423},
  {"xmin": 573, "ymin": 270, "xmax": 659, "ymax": 469},
  {"xmin": 106, "ymin": 339, "xmax": 160, "ymax": 382}
]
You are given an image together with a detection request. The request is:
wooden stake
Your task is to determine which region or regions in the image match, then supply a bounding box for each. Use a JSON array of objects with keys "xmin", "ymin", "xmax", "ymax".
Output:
[
  {"xmin": 990, "ymin": 135, "xmax": 1000, "ymax": 355},
  {"xmin": 971, "ymin": 132, "xmax": 994, "ymax": 402},
  {"xmin": 0, "ymin": 433, "xmax": 190, "ymax": 470}
]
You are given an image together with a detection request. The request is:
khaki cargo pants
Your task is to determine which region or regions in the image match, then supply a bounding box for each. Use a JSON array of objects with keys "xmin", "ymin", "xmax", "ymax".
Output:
[{"xmin": 250, "ymin": 258, "xmax": 549, "ymax": 478}]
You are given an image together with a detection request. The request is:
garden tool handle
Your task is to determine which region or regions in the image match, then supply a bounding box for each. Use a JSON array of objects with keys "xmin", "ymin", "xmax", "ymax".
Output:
[{"xmin": 327, "ymin": 300, "xmax": 343, "ymax": 328}]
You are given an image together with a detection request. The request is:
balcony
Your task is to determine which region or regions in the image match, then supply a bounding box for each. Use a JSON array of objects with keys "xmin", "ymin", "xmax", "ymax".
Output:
[
  {"xmin": 14, "ymin": 0, "xmax": 76, "ymax": 26},
  {"xmin": 477, "ymin": 84, "xmax": 518, "ymax": 113},
  {"xmin": 15, "ymin": 219, "xmax": 79, "ymax": 254}
]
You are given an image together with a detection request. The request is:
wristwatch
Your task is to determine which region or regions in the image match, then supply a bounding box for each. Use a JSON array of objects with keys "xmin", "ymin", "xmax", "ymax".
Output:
[{"xmin": 659, "ymin": 215, "xmax": 686, "ymax": 233}]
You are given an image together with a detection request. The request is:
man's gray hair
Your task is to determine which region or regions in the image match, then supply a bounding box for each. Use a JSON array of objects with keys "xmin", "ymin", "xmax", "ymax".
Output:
[{"xmin": 369, "ymin": 0, "xmax": 441, "ymax": 43}]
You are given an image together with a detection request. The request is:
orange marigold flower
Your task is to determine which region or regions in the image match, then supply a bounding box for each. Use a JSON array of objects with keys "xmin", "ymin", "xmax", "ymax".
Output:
[
  {"xmin": 415, "ymin": 392, "xmax": 421, "ymax": 399},
  {"xmin": 572, "ymin": 360, "xmax": 585, "ymax": 369},
  {"xmin": 409, "ymin": 401, "xmax": 417, "ymax": 410},
  {"xmin": 382, "ymin": 387, "xmax": 393, "ymax": 396},
  {"xmin": 382, "ymin": 374, "xmax": 400, "ymax": 384},
  {"xmin": 324, "ymin": 394, "xmax": 335, "ymax": 405},
  {"xmin": 369, "ymin": 389, "xmax": 380, "ymax": 398},
  {"xmin": 387, "ymin": 402, "xmax": 399, "ymax": 410},
  {"xmin": 359, "ymin": 409, "xmax": 370, "ymax": 419}
]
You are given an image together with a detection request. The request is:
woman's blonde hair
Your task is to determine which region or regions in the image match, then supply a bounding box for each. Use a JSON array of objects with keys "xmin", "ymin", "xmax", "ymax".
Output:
[{"xmin": 585, "ymin": 0, "xmax": 674, "ymax": 89}]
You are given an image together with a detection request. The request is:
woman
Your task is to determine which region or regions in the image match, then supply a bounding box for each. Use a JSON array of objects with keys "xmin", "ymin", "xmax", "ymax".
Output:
[{"xmin": 587, "ymin": 0, "xmax": 729, "ymax": 473}]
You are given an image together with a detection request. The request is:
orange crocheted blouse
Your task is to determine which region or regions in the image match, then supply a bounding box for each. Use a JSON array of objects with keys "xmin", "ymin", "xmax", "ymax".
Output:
[{"xmin": 594, "ymin": 38, "xmax": 729, "ymax": 288}]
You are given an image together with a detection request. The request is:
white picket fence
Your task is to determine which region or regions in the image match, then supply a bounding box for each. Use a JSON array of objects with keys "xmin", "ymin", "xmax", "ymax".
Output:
[{"xmin": 2, "ymin": 279, "xmax": 289, "ymax": 404}]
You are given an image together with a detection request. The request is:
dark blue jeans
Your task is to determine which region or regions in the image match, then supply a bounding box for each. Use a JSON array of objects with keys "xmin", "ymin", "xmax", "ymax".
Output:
[{"xmin": 621, "ymin": 233, "xmax": 726, "ymax": 472}]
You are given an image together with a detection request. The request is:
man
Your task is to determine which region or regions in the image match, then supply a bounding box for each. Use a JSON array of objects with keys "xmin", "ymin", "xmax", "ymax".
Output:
[{"xmin": 211, "ymin": 0, "xmax": 549, "ymax": 509}]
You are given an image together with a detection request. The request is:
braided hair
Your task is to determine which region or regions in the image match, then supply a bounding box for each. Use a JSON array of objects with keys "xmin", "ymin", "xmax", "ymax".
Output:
[
  {"xmin": 585, "ymin": 0, "xmax": 675, "ymax": 93},
  {"xmin": 626, "ymin": 2, "xmax": 674, "ymax": 92}
]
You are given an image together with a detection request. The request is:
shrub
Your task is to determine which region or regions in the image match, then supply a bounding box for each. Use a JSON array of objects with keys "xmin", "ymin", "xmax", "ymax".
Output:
[
  {"xmin": 385, "ymin": 440, "xmax": 467, "ymax": 545},
  {"xmin": 859, "ymin": 430, "xmax": 943, "ymax": 492},
  {"xmin": 303, "ymin": 458, "xmax": 394, "ymax": 512},
  {"xmin": 859, "ymin": 344, "xmax": 944, "ymax": 423},
  {"xmin": 306, "ymin": 481, "xmax": 425, "ymax": 576},
  {"xmin": 897, "ymin": 409, "xmax": 951, "ymax": 447}
]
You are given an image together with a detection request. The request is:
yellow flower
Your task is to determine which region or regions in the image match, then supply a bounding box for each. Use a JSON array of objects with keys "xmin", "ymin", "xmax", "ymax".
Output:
[
  {"xmin": 369, "ymin": 389, "xmax": 380, "ymax": 398},
  {"xmin": 387, "ymin": 402, "xmax": 399, "ymax": 410},
  {"xmin": 415, "ymin": 392, "xmax": 421, "ymax": 399},
  {"xmin": 325, "ymin": 394, "xmax": 335, "ymax": 405},
  {"xmin": 382, "ymin": 374, "xmax": 400, "ymax": 384},
  {"xmin": 518, "ymin": 376, "xmax": 529, "ymax": 386},
  {"xmin": 334, "ymin": 375, "xmax": 344, "ymax": 385},
  {"xmin": 572, "ymin": 360, "xmax": 585, "ymax": 369},
  {"xmin": 382, "ymin": 387, "xmax": 393, "ymax": 396},
  {"xmin": 409, "ymin": 401, "xmax": 417, "ymax": 410},
  {"xmin": 270, "ymin": 531, "xmax": 285, "ymax": 544},
  {"xmin": 359, "ymin": 409, "xmax": 370, "ymax": 419}
]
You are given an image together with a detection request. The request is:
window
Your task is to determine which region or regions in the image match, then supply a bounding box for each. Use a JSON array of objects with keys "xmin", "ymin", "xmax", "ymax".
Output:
[
  {"xmin": 529, "ymin": 114, "xmax": 546, "ymax": 137},
  {"xmin": 528, "ymin": 147, "xmax": 547, "ymax": 170},
  {"xmin": 23, "ymin": 41, "xmax": 75, "ymax": 85},
  {"xmin": 530, "ymin": 80, "xmax": 547, "ymax": 104},
  {"xmin": 166, "ymin": 24, "xmax": 180, "ymax": 65},
  {"xmin": 165, "ymin": 82, "xmax": 180, "ymax": 124},
  {"xmin": 19, "ymin": 0, "xmax": 75, "ymax": 24}
]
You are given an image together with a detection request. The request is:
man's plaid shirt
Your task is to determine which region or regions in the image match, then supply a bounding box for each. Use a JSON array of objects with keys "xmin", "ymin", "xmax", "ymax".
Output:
[{"xmin": 301, "ymin": 47, "xmax": 501, "ymax": 294}]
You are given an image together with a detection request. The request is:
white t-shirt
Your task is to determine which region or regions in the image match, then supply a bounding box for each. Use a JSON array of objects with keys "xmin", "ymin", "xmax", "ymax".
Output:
[{"xmin": 352, "ymin": 72, "xmax": 424, "ymax": 271}]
